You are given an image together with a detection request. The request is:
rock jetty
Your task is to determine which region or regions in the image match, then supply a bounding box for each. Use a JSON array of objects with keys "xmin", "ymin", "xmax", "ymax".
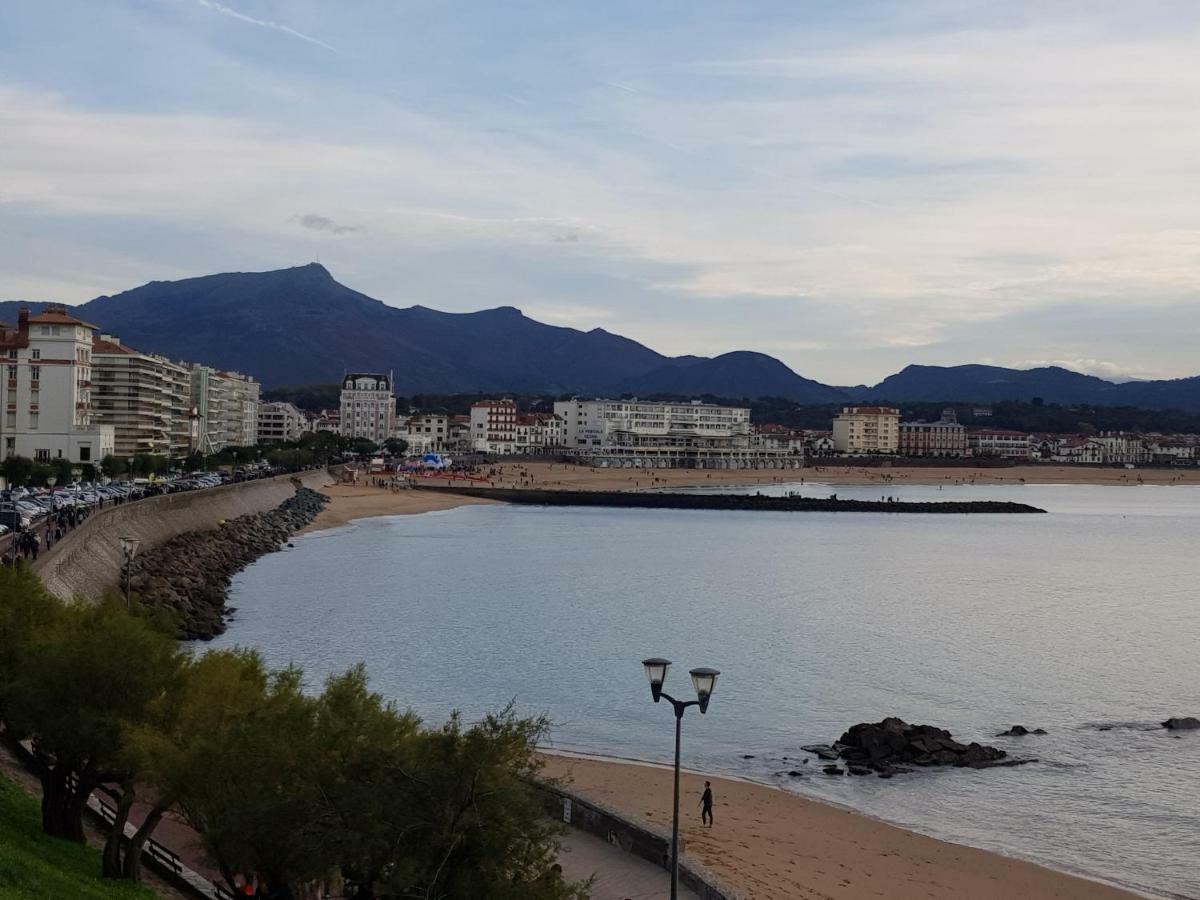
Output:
[
  {"xmin": 804, "ymin": 717, "xmax": 1033, "ymax": 776},
  {"xmin": 1162, "ymin": 717, "xmax": 1200, "ymax": 730},
  {"xmin": 129, "ymin": 486, "xmax": 327, "ymax": 640},
  {"xmin": 414, "ymin": 486, "xmax": 1047, "ymax": 514}
]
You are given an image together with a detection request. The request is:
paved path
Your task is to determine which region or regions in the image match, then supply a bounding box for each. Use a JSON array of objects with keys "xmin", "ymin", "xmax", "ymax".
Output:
[{"xmin": 557, "ymin": 829, "xmax": 699, "ymax": 900}]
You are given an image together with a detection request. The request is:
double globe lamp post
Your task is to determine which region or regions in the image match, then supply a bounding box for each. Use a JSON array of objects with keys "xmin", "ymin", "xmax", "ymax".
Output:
[{"xmin": 641, "ymin": 657, "xmax": 720, "ymax": 900}]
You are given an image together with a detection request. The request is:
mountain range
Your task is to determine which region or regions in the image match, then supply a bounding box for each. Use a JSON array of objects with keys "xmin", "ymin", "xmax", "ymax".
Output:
[{"xmin": 3, "ymin": 263, "xmax": 1198, "ymax": 410}]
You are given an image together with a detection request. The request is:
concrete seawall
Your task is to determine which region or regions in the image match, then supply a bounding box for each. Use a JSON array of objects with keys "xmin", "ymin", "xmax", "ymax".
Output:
[{"xmin": 33, "ymin": 469, "xmax": 333, "ymax": 601}]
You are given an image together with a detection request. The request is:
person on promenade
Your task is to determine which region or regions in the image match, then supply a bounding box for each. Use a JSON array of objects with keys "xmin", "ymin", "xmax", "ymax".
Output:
[{"xmin": 700, "ymin": 781, "xmax": 714, "ymax": 826}]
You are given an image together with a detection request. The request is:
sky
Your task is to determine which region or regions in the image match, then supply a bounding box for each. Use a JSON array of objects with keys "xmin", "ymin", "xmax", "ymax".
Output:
[{"xmin": 2, "ymin": 1, "xmax": 1199, "ymax": 386}]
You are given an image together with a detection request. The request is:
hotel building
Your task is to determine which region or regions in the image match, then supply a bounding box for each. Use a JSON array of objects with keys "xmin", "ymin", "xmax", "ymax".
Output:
[
  {"xmin": 257, "ymin": 401, "xmax": 306, "ymax": 444},
  {"xmin": 898, "ymin": 408, "xmax": 967, "ymax": 457},
  {"xmin": 339, "ymin": 373, "xmax": 395, "ymax": 444}
]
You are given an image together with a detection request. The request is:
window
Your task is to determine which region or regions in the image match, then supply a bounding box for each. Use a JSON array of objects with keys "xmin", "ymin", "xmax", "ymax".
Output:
[
  {"xmin": 6, "ymin": 365, "xmax": 14, "ymax": 379},
  {"xmin": 30, "ymin": 391, "xmax": 38, "ymax": 405},
  {"xmin": 30, "ymin": 366, "xmax": 39, "ymax": 380},
  {"xmin": 29, "ymin": 413, "xmax": 38, "ymax": 430},
  {"xmin": 6, "ymin": 350, "xmax": 14, "ymax": 360},
  {"xmin": 35, "ymin": 449, "xmax": 49, "ymax": 461},
  {"xmin": 3, "ymin": 413, "xmax": 11, "ymax": 428},
  {"xmin": 31, "ymin": 349, "xmax": 40, "ymax": 360}
]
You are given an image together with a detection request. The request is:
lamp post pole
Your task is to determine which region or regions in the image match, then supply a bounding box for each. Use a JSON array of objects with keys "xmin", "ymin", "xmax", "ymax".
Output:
[
  {"xmin": 119, "ymin": 536, "xmax": 141, "ymax": 609},
  {"xmin": 641, "ymin": 658, "xmax": 720, "ymax": 900}
]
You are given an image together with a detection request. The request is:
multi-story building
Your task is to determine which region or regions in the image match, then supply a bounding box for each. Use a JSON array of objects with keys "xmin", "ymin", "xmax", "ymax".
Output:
[
  {"xmin": 470, "ymin": 399, "xmax": 518, "ymax": 454},
  {"xmin": 967, "ymin": 429, "xmax": 1033, "ymax": 459},
  {"xmin": 552, "ymin": 398, "xmax": 798, "ymax": 469},
  {"xmin": 340, "ymin": 373, "xmax": 395, "ymax": 444},
  {"xmin": 190, "ymin": 365, "xmax": 260, "ymax": 453},
  {"xmin": 92, "ymin": 334, "xmax": 191, "ymax": 460},
  {"xmin": 1090, "ymin": 432, "xmax": 1151, "ymax": 465},
  {"xmin": 397, "ymin": 412, "xmax": 451, "ymax": 455},
  {"xmin": 899, "ymin": 408, "xmax": 967, "ymax": 457},
  {"xmin": 257, "ymin": 401, "xmax": 306, "ymax": 444},
  {"xmin": 0, "ymin": 306, "xmax": 114, "ymax": 466},
  {"xmin": 832, "ymin": 406, "xmax": 900, "ymax": 455}
]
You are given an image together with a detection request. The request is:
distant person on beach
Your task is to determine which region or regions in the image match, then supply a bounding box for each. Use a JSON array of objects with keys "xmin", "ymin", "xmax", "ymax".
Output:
[{"xmin": 700, "ymin": 781, "xmax": 713, "ymax": 826}]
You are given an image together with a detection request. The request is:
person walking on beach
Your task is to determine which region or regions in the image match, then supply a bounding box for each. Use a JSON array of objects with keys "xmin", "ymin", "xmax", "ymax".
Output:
[{"xmin": 700, "ymin": 781, "xmax": 714, "ymax": 827}]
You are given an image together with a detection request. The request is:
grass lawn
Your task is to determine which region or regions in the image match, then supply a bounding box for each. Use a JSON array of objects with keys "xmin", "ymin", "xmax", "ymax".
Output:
[{"xmin": 0, "ymin": 773, "xmax": 157, "ymax": 900}]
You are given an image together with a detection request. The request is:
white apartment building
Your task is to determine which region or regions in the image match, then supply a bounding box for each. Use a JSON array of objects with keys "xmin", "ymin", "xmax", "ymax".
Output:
[
  {"xmin": 190, "ymin": 365, "xmax": 260, "ymax": 453},
  {"xmin": 340, "ymin": 373, "xmax": 395, "ymax": 444},
  {"xmin": 257, "ymin": 401, "xmax": 306, "ymax": 444},
  {"xmin": 967, "ymin": 429, "xmax": 1033, "ymax": 459},
  {"xmin": 0, "ymin": 306, "xmax": 114, "ymax": 466},
  {"xmin": 470, "ymin": 399, "xmax": 518, "ymax": 454},
  {"xmin": 92, "ymin": 335, "xmax": 191, "ymax": 460},
  {"xmin": 552, "ymin": 398, "xmax": 797, "ymax": 468},
  {"xmin": 397, "ymin": 412, "xmax": 452, "ymax": 454},
  {"xmin": 1090, "ymin": 432, "xmax": 1151, "ymax": 465},
  {"xmin": 832, "ymin": 406, "xmax": 900, "ymax": 455}
]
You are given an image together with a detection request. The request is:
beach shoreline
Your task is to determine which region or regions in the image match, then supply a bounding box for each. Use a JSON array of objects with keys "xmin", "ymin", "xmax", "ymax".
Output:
[{"xmin": 537, "ymin": 751, "xmax": 1153, "ymax": 900}]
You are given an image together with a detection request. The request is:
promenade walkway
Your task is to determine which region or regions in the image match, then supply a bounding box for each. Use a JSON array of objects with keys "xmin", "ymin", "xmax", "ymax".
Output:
[{"xmin": 557, "ymin": 829, "xmax": 699, "ymax": 900}]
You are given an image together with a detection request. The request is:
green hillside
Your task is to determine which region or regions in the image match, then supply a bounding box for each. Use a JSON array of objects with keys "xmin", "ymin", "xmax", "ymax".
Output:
[{"xmin": 0, "ymin": 774, "xmax": 156, "ymax": 900}]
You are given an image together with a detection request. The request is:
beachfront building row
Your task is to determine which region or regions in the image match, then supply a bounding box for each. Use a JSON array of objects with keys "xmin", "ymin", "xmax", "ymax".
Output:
[
  {"xmin": 898, "ymin": 409, "xmax": 968, "ymax": 457},
  {"xmin": 552, "ymin": 398, "xmax": 801, "ymax": 469},
  {"xmin": 189, "ymin": 365, "xmax": 260, "ymax": 455}
]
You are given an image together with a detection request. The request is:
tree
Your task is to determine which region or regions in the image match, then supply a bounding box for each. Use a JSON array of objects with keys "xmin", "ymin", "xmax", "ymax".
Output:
[
  {"xmin": 50, "ymin": 458, "xmax": 74, "ymax": 485},
  {"xmin": 0, "ymin": 567, "xmax": 63, "ymax": 724},
  {"xmin": 382, "ymin": 438, "xmax": 409, "ymax": 457},
  {"xmin": 1, "ymin": 454, "xmax": 34, "ymax": 487},
  {"xmin": 351, "ymin": 438, "xmax": 379, "ymax": 456},
  {"xmin": 377, "ymin": 708, "xmax": 589, "ymax": 900},
  {"xmin": 2, "ymin": 599, "xmax": 183, "ymax": 844},
  {"xmin": 100, "ymin": 455, "xmax": 127, "ymax": 479}
]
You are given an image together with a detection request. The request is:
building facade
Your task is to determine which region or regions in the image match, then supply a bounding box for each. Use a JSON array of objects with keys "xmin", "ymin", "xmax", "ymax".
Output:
[
  {"xmin": 92, "ymin": 334, "xmax": 191, "ymax": 460},
  {"xmin": 551, "ymin": 398, "xmax": 797, "ymax": 468},
  {"xmin": 340, "ymin": 373, "xmax": 395, "ymax": 444},
  {"xmin": 0, "ymin": 306, "xmax": 114, "ymax": 466},
  {"xmin": 832, "ymin": 406, "xmax": 900, "ymax": 454},
  {"xmin": 398, "ymin": 412, "xmax": 452, "ymax": 454},
  {"xmin": 190, "ymin": 365, "xmax": 260, "ymax": 453},
  {"xmin": 470, "ymin": 399, "xmax": 518, "ymax": 454},
  {"xmin": 899, "ymin": 409, "xmax": 967, "ymax": 457},
  {"xmin": 967, "ymin": 429, "xmax": 1033, "ymax": 459},
  {"xmin": 257, "ymin": 401, "xmax": 306, "ymax": 444}
]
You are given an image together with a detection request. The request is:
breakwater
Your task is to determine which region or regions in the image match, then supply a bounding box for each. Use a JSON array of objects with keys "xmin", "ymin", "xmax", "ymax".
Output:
[
  {"xmin": 129, "ymin": 486, "xmax": 328, "ymax": 639},
  {"xmin": 413, "ymin": 486, "xmax": 1047, "ymax": 514},
  {"xmin": 33, "ymin": 469, "xmax": 333, "ymax": 601}
]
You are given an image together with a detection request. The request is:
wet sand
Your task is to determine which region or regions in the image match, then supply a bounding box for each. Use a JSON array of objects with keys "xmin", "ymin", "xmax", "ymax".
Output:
[{"xmin": 539, "ymin": 754, "xmax": 1147, "ymax": 900}]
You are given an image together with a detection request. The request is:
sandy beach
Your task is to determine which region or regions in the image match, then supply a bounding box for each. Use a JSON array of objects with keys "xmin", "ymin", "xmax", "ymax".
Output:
[
  {"xmin": 302, "ymin": 482, "xmax": 499, "ymax": 532},
  {"xmin": 539, "ymin": 754, "xmax": 1146, "ymax": 900}
]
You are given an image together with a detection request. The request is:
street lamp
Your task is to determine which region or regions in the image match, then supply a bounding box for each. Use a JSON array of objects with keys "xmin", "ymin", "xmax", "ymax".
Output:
[
  {"xmin": 119, "ymin": 536, "xmax": 141, "ymax": 608},
  {"xmin": 641, "ymin": 657, "xmax": 721, "ymax": 900}
]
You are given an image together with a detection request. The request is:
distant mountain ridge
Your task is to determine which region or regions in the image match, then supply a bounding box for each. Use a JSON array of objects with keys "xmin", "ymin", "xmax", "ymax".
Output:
[{"xmin": 2, "ymin": 264, "xmax": 1198, "ymax": 410}]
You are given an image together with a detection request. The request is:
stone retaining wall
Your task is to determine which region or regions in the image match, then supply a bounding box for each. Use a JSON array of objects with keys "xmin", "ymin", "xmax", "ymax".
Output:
[
  {"xmin": 32, "ymin": 469, "xmax": 332, "ymax": 601},
  {"xmin": 536, "ymin": 780, "xmax": 744, "ymax": 900}
]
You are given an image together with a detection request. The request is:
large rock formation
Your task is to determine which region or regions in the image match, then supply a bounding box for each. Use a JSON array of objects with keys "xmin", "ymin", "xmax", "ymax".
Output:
[
  {"xmin": 129, "ymin": 486, "xmax": 327, "ymax": 639},
  {"xmin": 804, "ymin": 717, "xmax": 1033, "ymax": 776}
]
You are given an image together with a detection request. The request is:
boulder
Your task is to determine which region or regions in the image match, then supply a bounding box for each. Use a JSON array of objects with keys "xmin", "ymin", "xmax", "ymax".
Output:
[
  {"xmin": 822, "ymin": 765, "xmax": 844, "ymax": 776},
  {"xmin": 821, "ymin": 718, "xmax": 1017, "ymax": 775}
]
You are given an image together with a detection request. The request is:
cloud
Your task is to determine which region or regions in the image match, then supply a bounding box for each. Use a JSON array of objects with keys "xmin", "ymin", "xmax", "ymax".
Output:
[
  {"xmin": 294, "ymin": 214, "xmax": 365, "ymax": 236},
  {"xmin": 1013, "ymin": 359, "xmax": 1164, "ymax": 382},
  {"xmin": 193, "ymin": 0, "xmax": 337, "ymax": 53}
]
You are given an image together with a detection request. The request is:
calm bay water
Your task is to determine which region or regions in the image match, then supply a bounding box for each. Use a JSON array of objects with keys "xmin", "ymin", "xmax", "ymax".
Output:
[{"xmin": 214, "ymin": 483, "xmax": 1200, "ymax": 899}]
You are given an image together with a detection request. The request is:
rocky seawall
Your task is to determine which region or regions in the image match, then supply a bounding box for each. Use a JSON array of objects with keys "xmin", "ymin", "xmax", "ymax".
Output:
[
  {"xmin": 414, "ymin": 486, "xmax": 1047, "ymax": 514},
  {"xmin": 129, "ymin": 486, "xmax": 328, "ymax": 640}
]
